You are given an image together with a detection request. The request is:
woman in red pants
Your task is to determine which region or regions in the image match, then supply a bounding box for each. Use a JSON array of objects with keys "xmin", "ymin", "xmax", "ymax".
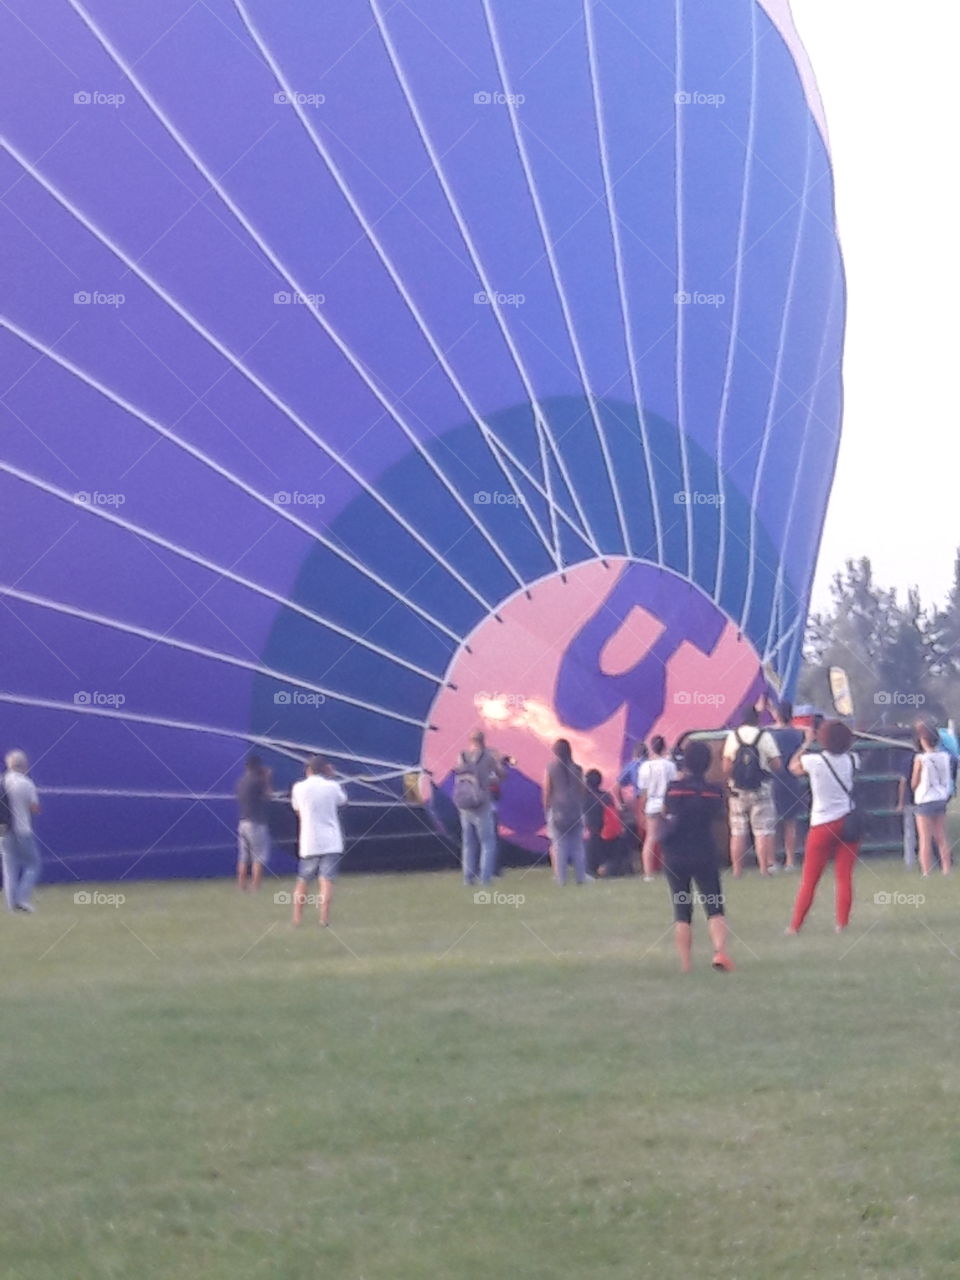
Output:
[{"xmin": 786, "ymin": 720, "xmax": 860, "ymax": 934}]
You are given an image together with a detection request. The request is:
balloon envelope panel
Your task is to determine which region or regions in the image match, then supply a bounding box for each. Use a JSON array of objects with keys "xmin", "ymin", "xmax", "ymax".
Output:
[{"xmin": 0, "ymin": 0, "xmax": 843, "ymax": 872}]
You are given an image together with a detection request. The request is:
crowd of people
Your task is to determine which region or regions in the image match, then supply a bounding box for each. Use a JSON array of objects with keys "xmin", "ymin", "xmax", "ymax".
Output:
[
  {"xmin": 449, "ymin": 699, "xmax": 957, "ymax": 971},
  {"xmin": 1, "ymin": 703, "xmax": 955, "ymax": 954}
]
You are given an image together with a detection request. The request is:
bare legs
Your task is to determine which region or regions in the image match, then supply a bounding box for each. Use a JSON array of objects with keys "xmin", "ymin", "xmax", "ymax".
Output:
[
  {"xmin": 291, "ymin": 876, "xmax": 334, "ymax": 925},
  {"xmin": 755, "ymin": 833, "xmax": 775, "ymax": 875},
  {"xmin": 319, "ymin": 877, "xmax": 334, "ymax": 925},
  {"xmin": 730, "ymin": 832, "xmax": 775, "ymax": 876},
  {"xmin": 292, "ymin": 877, "xmax": 308, "ymax": 925},
  {"xmin": 674, "ymin": 922, "xmax": 692, "ymax": 972},
  {"xmin": 641, "ymin": 814, "xmax": 662, "ymax": 880},
  {"xmin": 238, "ymin": 860, "xmax": 264, "ymax": 891},
  {"xmin": 781, "ymin": 818, "xmax": 798, "ymax": 870},
  {"xmin": 730, "ymin": 833, "xmax": 748, "ymax": 878},
  {"xmin": 917, "ymin": 814, "xmax": 952, "ymax": 875},
  {"xmin": 673, "ymin": 916, "xmax": 733, "ymax": 973},
  {"xmin": 708, "ymin": 914, "xmax": 728, "ymax": 958}
]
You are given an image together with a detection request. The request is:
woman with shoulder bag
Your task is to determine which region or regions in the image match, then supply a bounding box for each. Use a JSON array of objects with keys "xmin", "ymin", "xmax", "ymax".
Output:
[{"xmin": 785, "ymin": 720, "xmax": 861, "ymax": 934}]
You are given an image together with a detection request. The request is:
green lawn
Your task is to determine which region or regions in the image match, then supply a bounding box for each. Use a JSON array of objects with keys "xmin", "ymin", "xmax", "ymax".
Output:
[{"xmin": 2, "ymin": 859, "xmax": 959, "ymax": 1280}]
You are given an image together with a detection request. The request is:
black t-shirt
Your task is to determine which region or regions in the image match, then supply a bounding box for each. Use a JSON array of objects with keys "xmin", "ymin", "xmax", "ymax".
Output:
[
  {"xmin": 584, "ymin": 787, "xmax": 604, "ymax": 835},
  {"xmin": 900, "ymin": 750, "xmax": 916, "ymax": 805},
  {"xmin": 237, "ymin": 771, "xmax": 270, "ymax": 823},
  {"xmin": 662, "ymin": 775, "xmax": 724, "ymax": 858}
]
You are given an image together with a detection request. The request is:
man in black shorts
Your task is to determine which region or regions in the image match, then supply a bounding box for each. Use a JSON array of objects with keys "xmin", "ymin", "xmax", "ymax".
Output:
[{"xmin": 660, "ymin": 740, "xmax": 735, "ymax": 973}]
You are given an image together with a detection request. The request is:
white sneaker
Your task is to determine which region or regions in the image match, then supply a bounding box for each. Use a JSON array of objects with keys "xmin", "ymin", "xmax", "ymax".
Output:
[{"xmin": 642, "ymin": 875, "xmax": 655, "ymax": 883}]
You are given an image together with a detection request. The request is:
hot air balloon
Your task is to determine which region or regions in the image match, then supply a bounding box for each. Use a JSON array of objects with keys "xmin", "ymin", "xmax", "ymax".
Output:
[{"xmin": 0, "ymin": 0, "xmax": 843, "ymax": 874}]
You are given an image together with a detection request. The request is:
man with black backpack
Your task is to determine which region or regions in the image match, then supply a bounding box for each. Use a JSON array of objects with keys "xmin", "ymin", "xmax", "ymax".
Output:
[
  {"xmin": 453, "ymin": 730, "xmax": 507, "ymax": 886},
  {"xmin": 722, "ymin": 703, "xmax": 782, "ymax": 877}
]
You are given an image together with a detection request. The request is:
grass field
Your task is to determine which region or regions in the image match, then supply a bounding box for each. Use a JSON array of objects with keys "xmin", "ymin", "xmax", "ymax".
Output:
[{"xmin": 2, "ymin": 858, "xmax": 960, "ymax": 1280}]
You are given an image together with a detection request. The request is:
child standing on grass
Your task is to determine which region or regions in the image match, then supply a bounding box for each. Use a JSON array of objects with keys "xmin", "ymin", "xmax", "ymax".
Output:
[
  {"xmin": 660, "ymin": 741, "xmax": 734, "ymax": 973},
  {"xmin": 291, "ymin": 756, "xmax": 347, "ymax": 927}
]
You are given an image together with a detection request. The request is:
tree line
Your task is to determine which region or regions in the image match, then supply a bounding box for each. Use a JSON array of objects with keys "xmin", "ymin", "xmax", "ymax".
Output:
[{"xmin": 796, "ymin": 552, "xmax": 960, "ymax": 728}]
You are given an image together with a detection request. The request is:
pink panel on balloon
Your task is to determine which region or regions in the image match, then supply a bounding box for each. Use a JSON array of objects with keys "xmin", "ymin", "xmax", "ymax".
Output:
[{"xmin": 423, "ymin": 560, "xmax": 764, "ymax": 844}]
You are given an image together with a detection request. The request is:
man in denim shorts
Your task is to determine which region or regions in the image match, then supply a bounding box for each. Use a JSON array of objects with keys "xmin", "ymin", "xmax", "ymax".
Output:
[
  {"xmin": 722, "ymin": 704, "xmax": 782, "ymax": 876},
  {"xmin": 236, "ymin": 755, "xmax": 272, "ymax": 891},
  {"xmin": 291, "ymin": 756, "xmax": 347, "ymax": 926}
]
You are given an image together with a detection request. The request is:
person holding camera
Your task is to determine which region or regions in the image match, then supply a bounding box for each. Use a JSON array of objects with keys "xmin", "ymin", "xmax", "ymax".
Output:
[
  {"xmin": 785, "ymin": 721, "xmax": 860, "ymax": 934},
  {"xmin": 290, "ymin": 756, "xmax": 347, "ymax": 927}
]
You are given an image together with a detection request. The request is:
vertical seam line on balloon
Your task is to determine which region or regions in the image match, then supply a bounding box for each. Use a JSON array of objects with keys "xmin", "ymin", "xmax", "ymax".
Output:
[
  {"xmin": 762, "ymin": 262, "xmax": 842, "ymax": 664},
  {"xmin": 229, "ymin": 3, "xmax": 547, "ymax": 585},
  {"xmin": 740, "ymin": 113, "xmax": 812, "ymax": 633},
  {"xmin": 712, "ymin": 0, "xmax": 758, "ymax": 604},
  {"xmin": 230, "ymin": 1, "xmax": 570, "ymax": 579},
  {"xmin": 368, "ymin": 0, "xmax": 604, "ymax": 566},
  {"xmin": 370, "ymin": 0, "xmax": 593, "ymax": 566},
  {"xmin": 481, "ymin": 0, "xmax": 629, "ymax": 558},
  {"xmin": 673, "ymin": 0, "xmax": 695, "ymax": 579},
  {"xmin": 582, "ymin": 0, "xmax": 661, "ymax": 564}
]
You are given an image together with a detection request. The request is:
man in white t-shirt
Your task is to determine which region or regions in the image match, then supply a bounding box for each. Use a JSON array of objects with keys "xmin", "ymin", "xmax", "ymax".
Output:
[
  {"xmin": 1, "ymin": 749, "xmax": 41, "ymax": 913},
  {"xmin": 722, "ymin": 705, "xmax": 782, "ymax": 877},
  {"xmin": 290, "ymin": 756, "xmax": 347, "ymax": 926}
]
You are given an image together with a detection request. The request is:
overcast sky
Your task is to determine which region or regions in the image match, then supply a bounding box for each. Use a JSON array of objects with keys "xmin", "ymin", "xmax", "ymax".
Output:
[{"xmin": 790, "ymin": 0, "xmax": 959, "ymax": 614}]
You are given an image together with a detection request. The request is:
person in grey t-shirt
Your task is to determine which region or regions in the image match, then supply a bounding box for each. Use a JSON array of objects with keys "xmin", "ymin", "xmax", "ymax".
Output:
[
  {"xmin": 2, "ymin": 750, "xmax": 41, "ymax": 913},
  {"xmin": 235, "ymin": 754, "xmax": 273, "ymax": 891}
]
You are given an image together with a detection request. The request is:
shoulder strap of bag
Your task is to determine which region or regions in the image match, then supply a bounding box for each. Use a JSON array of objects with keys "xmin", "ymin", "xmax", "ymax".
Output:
[{"xmin": 820, "ymin": 752, "xmax": 853, "ymax": 799}]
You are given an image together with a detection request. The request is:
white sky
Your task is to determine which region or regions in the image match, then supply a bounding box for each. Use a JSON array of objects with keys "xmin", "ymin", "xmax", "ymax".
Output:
[{"xmin": 790, "ymin": 0, "xmax": 960, "ymax": 613}]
